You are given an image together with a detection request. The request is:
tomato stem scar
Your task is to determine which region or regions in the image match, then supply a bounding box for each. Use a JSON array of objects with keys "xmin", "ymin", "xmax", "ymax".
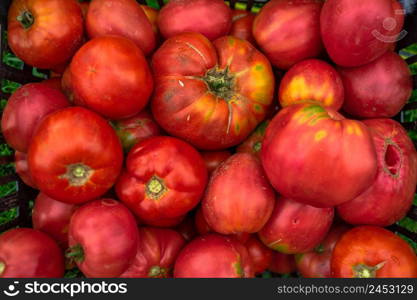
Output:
[
  {"xmin": 17, "ymin": 11, "xmax": 34, "ymax": 29},
  {"xmin": 146, "ymin": 175, "xmax": 167, "ymax": 200}
]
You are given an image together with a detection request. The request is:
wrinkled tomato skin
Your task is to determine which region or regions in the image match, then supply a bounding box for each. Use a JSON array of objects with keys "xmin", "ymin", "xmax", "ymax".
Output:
[
  {"xmin": 339, "ymin": 52, "xmax": 412, "ymax": 118},
  {"xmin": 253, "ymin": 0, "xmax": 323, "ymax": 70},
  {"xmin": 7, "ymin": 0, "xmax": 84, "ymax": 69},
  {"xmin": 203, "ymin": 153, "xmax": 275, "ymax": 235},
  {"xmin": 158, "ymin": 0, "xmax": 232, "ymax": 41},
  {"xmin": 116, "ymin": 136, "xmax": 208, "ymax": 226},
  {"xmin": 0, "ymin": 228, "xmax": 64, "ymax": 278},
  {"xmin": 295, "ymin": 225, "xmax": 350, "ymax": 278},
  {"xmin": 259, "ymin": 197, "xmax": 334, "ymax": 254},
  {"xmin": 151, "ymin": 33, "xmax": 274, "ymax": 150},
  {"xmin": 230, "ymin": 10, "xmax": 256, "ymax": 44},
  {"xmin": 32, "ymin": 193, "xmax": 77, "ymax": 249},
  {"xmin": 331, "ymin": 226, "xmax": 417, "ymax": 278},
  {"xmin": 174, "ymin": 234, "xmax": 254, "ymax": 278},
  {"xmin": 245, "ymin": 235, "xmax": 273, "ymax": 275},
  {"xmin": 236, "ymin": 120, "xmax": 270, "ymax": 159},
  {"xmin": 261, "ymin": 103, "xmax": 377, "ymax": 207},
  {"xmin": 15, "ymin": 151, "xmax": 36, "ymax": 188},
  {"xmin": 87, "ymin": 0, "xmax": 156, "ymax": 55},
  {"xmin": 70, "ymin": 36, "xmax": 153, "ymax": 120},
  {"xmin": 338, "ymin": 119, "xmax": 417, "ymax": 226},
  {"xmin": 68, "ymin": 199, "xmax": 139, "ymax": 278},
  {"xmin": 28, "ymin": 107, "xmax": 123, "ymax": 204},
  {"xmin": 1, "ymin": 83, "xmax": 70, "ymax": 153},
  {"xmin": 201, "ymin": 150, "xmax": 232, "ymax": 175},
  {"xmin": 120, "ymin": 227, "xmax": 185, "ymax": 278},
  {"xmin": 268, "ymin": 252, "xmax": 296, "ymax": 274},
  {"xmin": 279, "ymin": 59, "xmax": 344, "ymax": 110},
  {"xmin": 321, "ymin": 0, "xmax": 403, "ymax": 67}
]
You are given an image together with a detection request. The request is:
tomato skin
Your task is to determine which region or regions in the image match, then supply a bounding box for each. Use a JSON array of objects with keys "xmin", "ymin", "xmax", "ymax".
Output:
[
  {"xmin": 331, "ymin": 226, "xmax": 417, "ymax": 278},
  {"xmin": 174, "ymin": 234, "xmax": 254, "ymax": 278},
  {"xmin": 0, "ymin": 228, "xmax": 64, "ymax": 278},
  {"xmin": 338, "ymin": 119, "xmax": 417, "ymax": 226},
  {"xmin": 268, "ymin": 252, "xmax": 296, "ymax": 274},
  {"xmin": 68, "ymin": 199, "xmax": 139, "ymax": 278},
  {"xmin": 339, "ymin": 52, "xmax": 412, "ymax": 118},
  {"xmin": 202, "ymin": 153, "xmax": 275, "ymax": 235},
  {"xmin": 28, "ymin": 107, "xmax": 123, "ymax": 204},
  {"xmin": 7, "ymin": 0, "xmax": 83, "ymax": 69},
  {"xmin": 230, "ymin": 10, "xmax": 256, "ymax": 44},
  {"xmin": 201, "ymin": 150, "xmax": 232, "ymax": 175},
  {"xmin": 116, "ymin": 136, "xmax": 208, "ymax": 226},
  {"xmin": 245, "ymin": 235, "xmax": 273, "ymax": 275},
  {"xmin": 15, "ymin": 151, "xmax": 36, "ymax": 188},
  {"xmin": 120, "ymin": 227, "xmax": 185, "ymax": 278},
  {"xmin": 236, "ymin": 120, "xmax": 270, "ymax": 159},
  {"xmin": 42, "ymin": 77, "xmax": 63, "ymax": 91},
  {"xmin": 1, "ymin": 83, "xmax": 70, "ymax": 153},
  {"xmin": 70, "ymin": 36, "xmax": 153, "ymax": 120},
  {"xmin": 86, "ymin": 0, "xmax": 156, "ymax": 55},
  {"xmin": 151, "ymin": 33, "xmax": 274, "ymax": 150},
  {"xmin": 141, "ymin": 5, "xmax": 159, "ymax": 35},
  {"xmin": 278, "ymin": 59, "xmax": 344, "ymax": 111},
  {"xmin": 253, "ymin": 0, "xmax": 323, "ymax": 70},
  {"xmin": 261, "ymin": 103, "xmax": 377, "ymax": 207},
  {"xmin": 32, "ymin": 193, "xmax": 77, "ymax": 249},
  {"xmin": 295, "ymin": 225, "xmax": 350, "ymax": 278},
  {"xmin": 158, "ymin": 0, "xmax": 232, "ymax": 41}
]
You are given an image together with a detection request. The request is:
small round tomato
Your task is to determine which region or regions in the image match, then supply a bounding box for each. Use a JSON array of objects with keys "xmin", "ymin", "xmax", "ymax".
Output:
[
  {"xmin": 245, "ymin": 235, "xmax": 273, "ymax": 275},
  {"xmin": 15, "ymin": 151, "xmax": 36, "ymax": 188},
  {"xmin": 67, "ymin": 199, "xmax": 139, "ymax": 278},
  {"xmin": 28, "ymin": 107, "xmax": 123, "ymax": 204},
  {"xmin": 201, "ymin": 150, "xmax": 232, "ymax": 174},
  {"xmin": 331, "ymin": 226, "xmax": 417, "ymax": 278},
  {"xmin": 0, "ymin": 228, "xmax": 64, "ymax": 278},
  {"xmin": 7, "ymin": 0, "xmax": 84, "ymax": 69},
  {"xmin": 116, "ymin": 136, "xmax": 208, "ymax": 226},
  {"xmin": 236, "ymin": 120, "xmax": 270, "ymax": 159}
]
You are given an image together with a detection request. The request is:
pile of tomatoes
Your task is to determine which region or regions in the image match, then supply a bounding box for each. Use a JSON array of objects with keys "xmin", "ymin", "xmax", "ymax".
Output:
[{"xmin": 0, "ymin": 0, "xmax": 417, "ymax": 278}]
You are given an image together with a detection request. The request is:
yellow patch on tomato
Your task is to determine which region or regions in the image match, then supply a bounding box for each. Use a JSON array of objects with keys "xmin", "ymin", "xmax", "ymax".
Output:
[
  {"xmin": 354, "ymin": 123, "xmax": 363, "ymax": 136},
  {"xmin": 314, "ymin": 130, "xmax": 327, "ymax": 142},
  {"xmin": 281, "ymin": 76, "xmax": 308, "ymax": 106},
  {"xmin": 347, "ymin": 125, "xmax": 354, "ymax": 134}
]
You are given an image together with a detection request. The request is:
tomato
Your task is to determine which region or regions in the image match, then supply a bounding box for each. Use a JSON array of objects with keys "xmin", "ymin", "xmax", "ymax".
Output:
[
  {"xmin": 253, "ymin": 0, "xmax": 323, "ymax": 69},
  {"xmin": 338, "ymin": 119, "xmax": 417, "ymax": 226},
  {"xmin": 259, "ymin": 197, "xmax": 334, "ymax": 254},
  {"xmin": 230, "ymin": 10, "xmax": 255, "ymax": 44},
  {"xmin": 1, "ymin": 83, "xmax": 70, "ymax": 153},
  {"xmin": 245, "ymin": 235, "xmax": 273, "ymax": 275},
  {"xmin": 28, "ymin": 107, "xmax": 123, "ymax": 204},
  {"xmin": 278, "ymin": 59, "xmax": 344, "ymax": 111},
  {"xmin": 158, "ymin": 0, "xmax": 232, "ymax": 41},
  {"xmin": 0, "ymin": 228, "xmax": 64, "ymax": 278},
  {"xmin": 268, "ymin": 252, "xmax": 296, "ymax": 275},
  {"xmin": 7, "ymin": 0, "xmax": 83, "ymax": 69},
  {"xmin": 202, "ymin": 153, "xmax": 275, "ymax": 234},
  {"xmin": 174, "ymin": 234, "xmax": 254, "ymax": 278},
  {"xmin": 201, "ymin": 150, "xmax": 232, "ymax": 174},
  {"xmin": 141, "ymin": 5, "xmax": 159, "ymax": 35},
  {"xmin": 42, "ymin": 77, "xmax": 63, "ymax": 91},
  {"xmin": 86, "ymin": 0, "xmax": 156, "ymax": 55},
  {"xmin": 295, "ymin": 225, "xmax": 350, "ymax": 278},
  {"xmin": 331, "ymin": 226, "xmax": 417, "ymax": 278},
  {"xmin": 70, "ymin": 36, "xmax": 153, "ymax": 120},
  {"xmin": 32, "ymin": 192, "xmax": 77, "ymax": 249},
  {"xmin": 152, "ymin": 33, "xmax": 274, "ymax": 150},
  {"xmin": 120, "ymin": 227, "xmax": 185, "ymax": 278},
  {"xmin": 175, "ymin": 215, "xmax": 198, "ymax": 242},
  {"xmin": 15, "ymin": 151, "xmax": 36, "ymax": 188},
  {"xmin": 321, "ymin": 0, "xmax": 403, "ymax": 67},
  {"xmin": 261, "ymin": 103, "xmax": 377, "ymax": 207},
  {"xmin": 116, "ymin": 136, "xmax": 208, "ymax": 226},
  {"xmin": 339, "ymin": 52, "xmax": 412, "ymax": 118},
  {"xmin": 67, "ymin": 199, "xmax": 139, "ymax": 277},
  {"xmin": 236, "ymin": 120, "xmax": 270, "ymax": 159},
  {"xmin": 112, "ymin": 110, "xmax": 162, "ymax": 153}
]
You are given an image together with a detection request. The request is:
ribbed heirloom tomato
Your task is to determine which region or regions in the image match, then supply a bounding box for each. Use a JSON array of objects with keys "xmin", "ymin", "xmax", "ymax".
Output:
[{"xmin": 151, "ymin": 33, "xmax": 274, "ymax": 150}]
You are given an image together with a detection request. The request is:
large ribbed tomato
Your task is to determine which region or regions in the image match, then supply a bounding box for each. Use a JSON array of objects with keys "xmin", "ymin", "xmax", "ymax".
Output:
[{"xmin": 151, "ymin": 33, "xmax": 274, "ymax": 150}]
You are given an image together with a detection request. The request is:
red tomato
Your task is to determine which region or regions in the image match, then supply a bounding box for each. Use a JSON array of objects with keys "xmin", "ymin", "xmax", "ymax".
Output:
[
  {"xmin": 7, "ymin": 0, "xmax": 83, "ymax": 69},
  {"xmin": 67, "ymin": 199, "xmax": 139, "ymax": 277},
  {"xmin": 112, "ymin": 110, "xmax": 162, "ymax": 153},
  {"xmin": 0, "ymin": 228, "xmax": 64, "ymax": 278},
  {"xmin": 201, "ymin": 150, "xmax": 232, "ymax": 174},
  {"xmin": 70, "ymin": 36, "xmax": 153, "ymax": 119},
  {"xmin": 261, "ymin": 103, "xmax": 377, "ymax": 207},
  {"xmin": 28, "ymin": 107, "xmax": 123, "ymax": 204},
  {"xmin": 42, "ymin": 77, "xmax": 63, "ymax": 91},
  {"xmin": 295, "ymin": 225, "xmax": 350, "ymax": 278},
  {"xmin": 245, "ymin": 235, "xmax": 273, "ymax": 275},
  {"xmin": 203, "ymin": 153, "xmax": 275, "ymax": 234},
  {"xmin": 86, "ymin": 0, "xmax": 156, "ymax": 55},
  {"xmin": 230, "ymin": 10, "xmax": 256, "ymax": 44},
  {"xmin": 32, "ymin": 192, "xmax": 77, "ymax": 249},
  {"xmin": 331, "ymin": 226, "xmax": 417, "ymax": 278},
  {"xmin": 174, "ymin": 234, "xmax": 254, "ymax": 278},
  {"xmin": 15, "ymin": 151, "xmax": 36, "ymax": 188},
  {"xmin": 158, "ymin": 0, "xmax": 232, "ymax": 41},
  {"xmin": 151, "ymin": 33, "xmax": 274, "ymax": 150},
  {"xmin": 1, "ymin": 83, "xmax": 70, "ymax": 153},
  {"xmin": 269, "ymin": 252, "xmax": 296, "ymax": 275},
  {"xmin": 236, "ymin": 120, "xmax": 270, "ymax": 159},
  {"xmin": 116, "ymin": 136, "xmax": 208, "ymax": 226},
  {"xmin": 120, "ymin": 227, "xmax": 185, "ymax": 278}
]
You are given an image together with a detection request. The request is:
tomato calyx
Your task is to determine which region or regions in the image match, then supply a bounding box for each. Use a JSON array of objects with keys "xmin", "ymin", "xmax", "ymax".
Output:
[
  {"xmin": 313, "ymin": 243, "xmax": 325, "ymax": 254},
  {"xmin": 0, "ymin": 261, "xmax": 5, "ymax": 276},
  {"xmin": 145, "ymin": 175, "xmax": 167, "ymax": 200},
  {"xmin": 383, "ymin": 139, "xmax": 402, "ymax": 178},
  {"xmin": 60, "ymin": 163, "xmax": 93, "ymax": 186},
  {"xmin": 17, "ymin": 10, "xmax": 34, "ymax": 29},
  {"xmin": 253, "ymin": 141, "xmax": 262, "ymax": 153},
  {"xmin": 352, "ymin": 261, "xmax": 386, "ymax": 278},
  {"xmin": 203, "ymin": 67, "xmax": 235, "ymax": 101},
  {"xmin": 233, "ymin": 260, "xmax": 245, "ymax": 278},
  {"xmin": 65, "ymin": 244, "xmax": 85, "ymax": 263},
  {"xmin": 148, "ymin": 265, "xmax": 169, "ymax": 278}
]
